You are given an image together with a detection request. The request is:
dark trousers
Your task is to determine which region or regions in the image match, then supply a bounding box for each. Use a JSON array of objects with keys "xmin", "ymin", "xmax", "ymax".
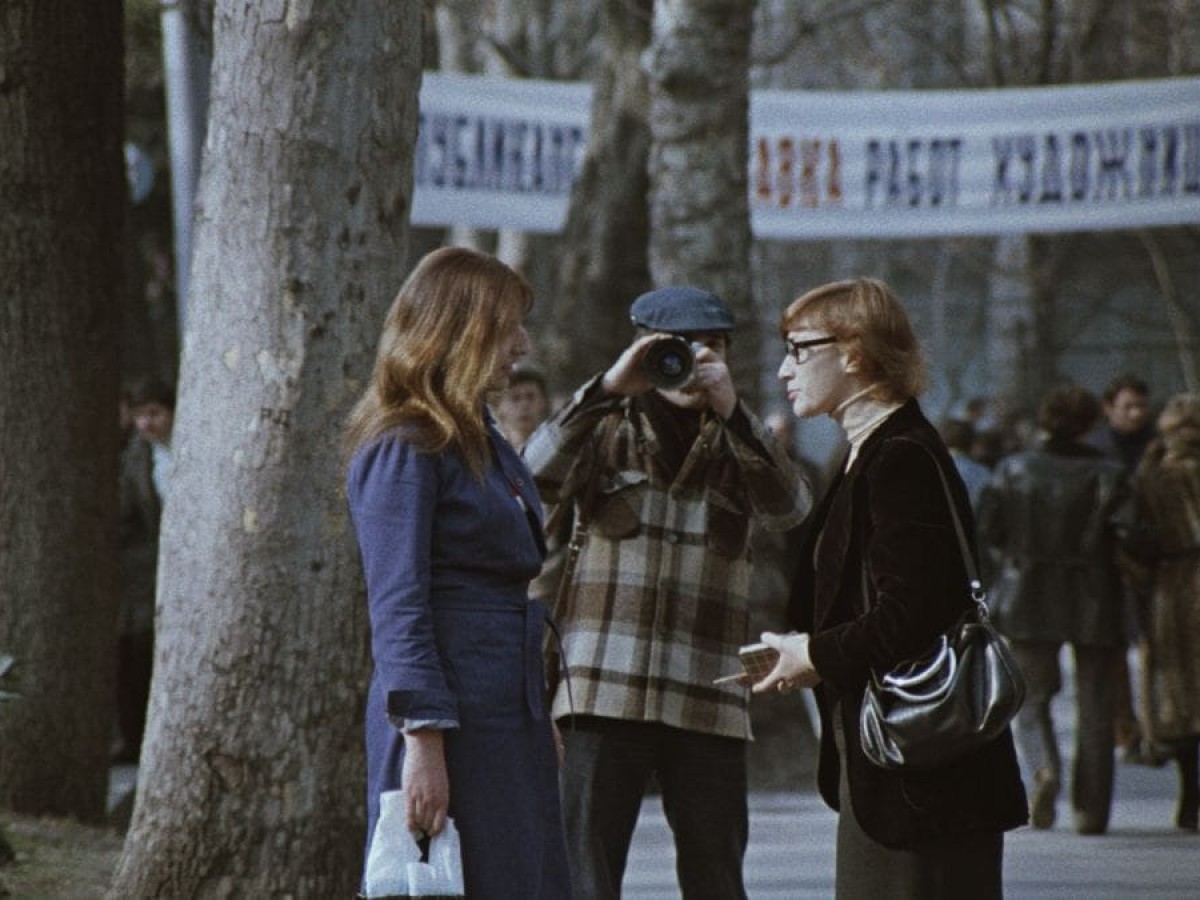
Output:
[
  {"xmin": 835, "ymin": 768, "xmax": 1003, "ymax": 899},
  {"xmin": 1010, "ymin": 640, "xmax": 1120, "ymax": 831},
  {"xmin": 832, "ymin": 706, "xmax": 1004, "ymax": 900},
  {"xmin": 560, "ymin": 716, "xmax": 748, "ymax": 900},
  {"xmin": 116, "ymin": 630, "xmax": 154, "ymax": 760}
]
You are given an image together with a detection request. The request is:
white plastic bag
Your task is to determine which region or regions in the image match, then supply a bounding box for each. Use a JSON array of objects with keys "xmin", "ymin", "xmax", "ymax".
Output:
[{"xmin": 362, "ymin": 790, "xmax": 465, "ymax": 898}]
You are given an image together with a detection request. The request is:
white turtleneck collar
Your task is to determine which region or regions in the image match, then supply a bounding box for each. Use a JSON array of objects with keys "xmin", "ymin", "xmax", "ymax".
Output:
[{"xmin": 834, "ymin": 385, "xmax": 902, "ymax": 470}]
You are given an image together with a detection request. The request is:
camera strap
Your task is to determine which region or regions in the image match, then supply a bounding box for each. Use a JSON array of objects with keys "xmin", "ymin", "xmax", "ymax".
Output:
[{"xmin": 546, "ymin": 418, "xmax": 615, "ymax": 709}]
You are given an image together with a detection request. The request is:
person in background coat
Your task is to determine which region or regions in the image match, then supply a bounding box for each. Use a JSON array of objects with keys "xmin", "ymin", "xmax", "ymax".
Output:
[
  {"xmin": 343, "ymin": 246, "xmax": 571, "ymax": 898},
  {"xmin": 1121, "ymin": 393, "xmax": 1200, "ymax": 831},
  {"xmin": 939, "ymin": 417, "xmax": 992, "ymax": 510},
  {"xmin": 752, "ymin": 277, "xmax": 1027, "ymax": 900},
  {"xmin": 115, "ymin": 376, "xmax": 175, "ymax": 763},
  {"xmin": 1086, "ymin": 373, "xmax": 1156, "ymax": 474},
  {"xmin": 494, "ymin": 366, "xmax": 550, "ymax": 452},
  {"xmin": 977, "ymin": 384, "xmax": 1129, "ymax": 835},
  {"xmin": 1086, "ymin": 372, "xmax": 1158, "ymax": 763}
]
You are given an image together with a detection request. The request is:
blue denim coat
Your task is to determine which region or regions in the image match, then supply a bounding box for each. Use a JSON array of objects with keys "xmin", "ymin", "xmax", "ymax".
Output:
[{"xmin": 347, "ymin": 423, "xmax": 570, "ymax": 898}]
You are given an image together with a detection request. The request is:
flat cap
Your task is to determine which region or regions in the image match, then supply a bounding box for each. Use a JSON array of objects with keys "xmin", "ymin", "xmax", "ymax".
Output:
[{"xmin": 629, "ymin": 286, "xmax": 735, "ymax": 333}]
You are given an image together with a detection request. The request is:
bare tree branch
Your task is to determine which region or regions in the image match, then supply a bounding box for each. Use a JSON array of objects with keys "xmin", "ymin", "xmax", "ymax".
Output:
[{"xmin": 1138, "ymin": 229, "xmax": 1200, "ymax": 392}]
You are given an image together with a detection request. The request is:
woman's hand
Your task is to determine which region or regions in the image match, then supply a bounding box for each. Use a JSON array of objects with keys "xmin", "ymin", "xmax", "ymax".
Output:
[
  {"xmin": 751, "ymin": 631, "xmax": 822, "ymax": 695},
  {"xmin": 402, "ymin": 729, "xmax": 449, "ymax": 835}
]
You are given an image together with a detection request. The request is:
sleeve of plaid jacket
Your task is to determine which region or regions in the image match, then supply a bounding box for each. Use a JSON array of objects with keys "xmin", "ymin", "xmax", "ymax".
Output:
[
  {"xmin": 711, "ymin": 400, "xmax": 812, "ymax": 532},
  {"xmin": 526, "ymin": 376, "xmax": 812, "ymax": 536},
  {"xmin": 521, "ymin": 374, "xmax": 622, "ymax": 533}
]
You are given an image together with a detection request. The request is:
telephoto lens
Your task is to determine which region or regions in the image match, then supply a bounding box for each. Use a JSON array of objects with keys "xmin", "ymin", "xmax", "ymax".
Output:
[{"xmin": 641, "ymin": 335, "xmax": 695, "ymax": 390}]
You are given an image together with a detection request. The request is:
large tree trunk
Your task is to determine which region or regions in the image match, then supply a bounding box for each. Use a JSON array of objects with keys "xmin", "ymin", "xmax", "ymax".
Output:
[
  {"xmin": 0, "ymin": 1, "xmax": 124, "ymax": 823},
  {"xmin": 645, "ymin": 0, "xmax": 758, "ymax": 405},
  {"xmin": 110, "ymin": 2, "xmax": 422, "ymax": 894},
  {"xmin": 544, "ymin": 0, "xmax": 654, "ymax": 395}
]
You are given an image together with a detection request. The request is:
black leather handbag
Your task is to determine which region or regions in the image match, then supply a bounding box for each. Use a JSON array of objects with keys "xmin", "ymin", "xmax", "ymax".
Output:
[{"xmin": 858, "ymin": 445, "xmax": 1026, "ymax": 771}]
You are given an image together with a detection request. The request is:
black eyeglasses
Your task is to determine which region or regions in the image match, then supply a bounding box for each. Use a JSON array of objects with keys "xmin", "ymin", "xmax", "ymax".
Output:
[{"xmin": 785, "ymin": 336, "xmax": 837, "ymax": 363}]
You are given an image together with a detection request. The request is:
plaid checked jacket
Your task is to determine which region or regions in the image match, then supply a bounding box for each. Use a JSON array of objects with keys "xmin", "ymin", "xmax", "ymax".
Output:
[{"xmin": 524, "ymin": 376, "xmax": 811, "ymax": 739}]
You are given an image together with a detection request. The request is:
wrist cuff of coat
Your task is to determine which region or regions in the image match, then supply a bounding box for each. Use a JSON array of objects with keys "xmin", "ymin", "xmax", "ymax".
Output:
[{"xmin": 387, "ymin": 688, "xmax": 458, "ymax": 725}]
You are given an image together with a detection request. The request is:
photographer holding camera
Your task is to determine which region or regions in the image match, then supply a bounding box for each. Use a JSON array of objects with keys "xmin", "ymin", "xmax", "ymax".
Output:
[{"xmin": 524, "ymin": 286, "xmax": 810, "ymax": 899}]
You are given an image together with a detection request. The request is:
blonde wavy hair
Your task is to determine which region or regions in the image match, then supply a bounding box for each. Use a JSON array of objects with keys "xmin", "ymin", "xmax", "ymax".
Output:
[
  {"xmin": 343, "ymin": 246, "xmax": 532, "ymax": 476},
  {"xmin": 779, "ymin": 277, "xmax": 928, "ymax": 403},
  {"xmin": 1158, "ymin": 392, "xmax": 1200, "ymax": 461}
]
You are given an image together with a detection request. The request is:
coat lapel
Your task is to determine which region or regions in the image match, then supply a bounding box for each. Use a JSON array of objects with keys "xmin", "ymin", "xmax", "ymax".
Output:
[
  {"xmin": 487, "ymin": 415, "xmax": 549, "ymax": 559},
  {"xmin": 813, "ymin": 464, "xmax": 854, "ymax": 629},
  {"xmin": 811, "ymin": 400, "xmax": 924, "ymax": 630}
]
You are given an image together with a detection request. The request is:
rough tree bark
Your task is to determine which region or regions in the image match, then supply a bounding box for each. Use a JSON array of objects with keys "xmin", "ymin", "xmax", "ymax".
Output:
[
  {"xmin": 109, "ymin": 2, "xmax": 422, "ymax": 894},
  {"xmin": 0, "ymin": 0, "xmax": 123, "ymax": 823},
  {"xmin": 544, "ymin": 0, "xmax": 654, "ymax": 393},
  {"xmin": 645, "ymin": 0, "xmax": 758, "ymax": 405}
]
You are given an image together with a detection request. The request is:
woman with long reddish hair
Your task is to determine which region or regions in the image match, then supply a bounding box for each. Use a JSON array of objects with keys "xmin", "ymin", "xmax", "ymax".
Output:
[{"xmin": 344, "ymin": 246, "xmax": 571, "ymax": 897}]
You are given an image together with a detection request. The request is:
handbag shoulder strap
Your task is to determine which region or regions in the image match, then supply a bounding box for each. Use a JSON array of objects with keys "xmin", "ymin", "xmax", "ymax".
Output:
[
  {"xmin": 860, "ymin": 437, "xmax": 989, "ymax": 618},
  {"xmin": 914, "ymin": 441, "xmax": 979, "ymax": 585},
  {"xmin": 900, "ymin": 438, "xmax": 990, "ymax": 617}
]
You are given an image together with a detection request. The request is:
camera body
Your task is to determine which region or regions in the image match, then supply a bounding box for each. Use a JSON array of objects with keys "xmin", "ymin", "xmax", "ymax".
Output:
[{"xmin": 641, "ymin": 336, "xmax": 698, "ymax": 390}]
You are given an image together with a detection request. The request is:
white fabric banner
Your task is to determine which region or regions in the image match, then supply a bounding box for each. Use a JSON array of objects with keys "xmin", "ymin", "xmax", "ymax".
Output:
[
  {"xmin": 412, "ymin": 72, "xmax": 1200, "ymax": 239},
  {"xmin": 412, "ymin": 74, "xmax": 592, "ymax": 234}
]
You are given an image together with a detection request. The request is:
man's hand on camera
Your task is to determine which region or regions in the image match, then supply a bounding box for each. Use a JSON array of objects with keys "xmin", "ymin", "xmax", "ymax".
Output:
[
  {"xmin": 600, "ymin": 334, "xmax": 670, "ymax": 397},
  {"xmin": 684, "ymin": 344, "xmax": 737, "ymax": 419},
  {"xmin": 601, "ymin": 334, "xmax": 737, "ymax": 419}
]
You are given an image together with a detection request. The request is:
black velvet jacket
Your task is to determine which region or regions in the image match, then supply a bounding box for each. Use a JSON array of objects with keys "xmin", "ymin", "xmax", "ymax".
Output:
[{"xmin": 789, "ymin": 399, "xmax": 1028, "ymax": 850}]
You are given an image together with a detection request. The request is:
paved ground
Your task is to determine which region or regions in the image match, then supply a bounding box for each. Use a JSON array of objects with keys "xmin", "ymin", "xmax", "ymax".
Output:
[
  {"xmin": 112, "ymin": 750, "xmax": 1198, "ymax": 898},
  {"xmin": 111, "ymin": 649, "xmax": 1199, "ymax": 897},
  {"xmin": 625, "ymin": 645, "xmax": 1200, "ymax": 899},
  {"xmin": 623, "ymin": 761, "xmax": 1200, "ymax": 898}
]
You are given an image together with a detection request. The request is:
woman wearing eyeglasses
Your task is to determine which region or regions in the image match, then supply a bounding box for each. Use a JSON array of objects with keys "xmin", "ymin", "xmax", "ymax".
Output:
[{"xmin": 750, "ymin": 278, "xmax": 1028, "ymax": 899}]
